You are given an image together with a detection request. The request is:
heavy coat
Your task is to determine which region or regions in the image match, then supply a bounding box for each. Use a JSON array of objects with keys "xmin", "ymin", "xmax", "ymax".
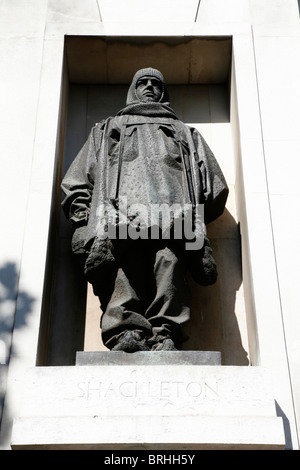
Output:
[{"xmin": 61, "ymin": 70, "xmax": 228, "ymax": 288}]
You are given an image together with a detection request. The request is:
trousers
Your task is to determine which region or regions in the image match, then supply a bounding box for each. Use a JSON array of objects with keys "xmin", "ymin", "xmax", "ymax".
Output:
[{"xmin": 89, "ymin": 239, "xmax": 191, "ymax": 349}]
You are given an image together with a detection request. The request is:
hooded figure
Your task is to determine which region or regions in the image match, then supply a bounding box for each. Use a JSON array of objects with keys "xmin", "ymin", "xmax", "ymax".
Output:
[{"xmin": 61, "ymin": 68, "xmax": 228, "ymax": 352}]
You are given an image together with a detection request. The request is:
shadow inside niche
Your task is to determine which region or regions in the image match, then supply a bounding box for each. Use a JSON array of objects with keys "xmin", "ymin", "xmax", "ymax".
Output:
[{"xmin": 183, "ymin": 209, "xmax": 249, "ymax": 366}]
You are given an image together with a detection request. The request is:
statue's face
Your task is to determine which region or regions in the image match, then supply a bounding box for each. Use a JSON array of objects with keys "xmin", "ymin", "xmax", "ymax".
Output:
[{"xmin": 136, "ymin": 76, "xmax": 163, "ymax": 102}]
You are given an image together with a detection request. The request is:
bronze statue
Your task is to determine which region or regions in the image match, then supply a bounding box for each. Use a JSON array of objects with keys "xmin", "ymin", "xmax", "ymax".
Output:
[{"xmin": 61, "ymin": 68, "xmax": 228, "ymax": 352}]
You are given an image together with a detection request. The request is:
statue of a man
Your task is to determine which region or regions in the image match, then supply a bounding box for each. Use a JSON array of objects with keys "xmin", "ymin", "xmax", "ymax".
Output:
[{"xmin": 61, "ymin": 68, "xmax": 228, "ymax": 352}]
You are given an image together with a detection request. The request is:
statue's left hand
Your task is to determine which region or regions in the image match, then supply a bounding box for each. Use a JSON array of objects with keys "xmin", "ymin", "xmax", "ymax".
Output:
[
  {"xmin": 71, "ymin": 226, "xmax": 87, "ymax": 254},
  {"xmin": 186, "ymin": 237, "xmax": 218, "ymax": 286}
]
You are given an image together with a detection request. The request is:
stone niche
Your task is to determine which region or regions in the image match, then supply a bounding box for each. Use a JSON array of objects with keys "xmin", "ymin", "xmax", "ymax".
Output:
[{"xmin": 38, "ymin": 35, "xmax": 249, "ymax": 367}]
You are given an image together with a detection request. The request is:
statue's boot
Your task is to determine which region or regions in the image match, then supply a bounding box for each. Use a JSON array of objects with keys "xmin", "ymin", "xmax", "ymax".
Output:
[
  {"xmin": 111, "ymin": 329, "xmax": 150, "ymax": 352},
  {"xmin": 147, "ymin": 334, "xmax": 178, "ymax": 351}
]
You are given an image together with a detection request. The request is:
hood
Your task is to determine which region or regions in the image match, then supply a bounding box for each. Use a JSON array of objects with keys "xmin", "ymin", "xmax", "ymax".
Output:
[{"xmin": 126, "ymin": 68, "xmax": 170, "ymax": 105}]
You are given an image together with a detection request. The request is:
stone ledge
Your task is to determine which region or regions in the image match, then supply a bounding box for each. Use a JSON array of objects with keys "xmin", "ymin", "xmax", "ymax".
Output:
[
  {"xmin": 75, "ymin": 350, "xmax": 222, "ymax": 366},
  {"xmin": 11, "ymin": 415, "xmax": 284, "ymax": 450}
]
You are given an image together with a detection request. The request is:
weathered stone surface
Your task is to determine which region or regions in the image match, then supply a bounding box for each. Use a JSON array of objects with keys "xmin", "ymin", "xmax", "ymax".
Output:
[
  {"xmin": 75, "ymin": 350, "xmax": 222, "ymax": 366},
  {"xmin": 12, "ymin": 415, "xmax": 284, "ymax": 450},
  {"xmin": 11, "ymin": 364, "xmax": 285, "ymax": 449}
]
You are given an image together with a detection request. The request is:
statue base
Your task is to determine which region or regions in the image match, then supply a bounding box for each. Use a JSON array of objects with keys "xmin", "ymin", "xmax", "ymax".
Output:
[
  {"xmin": 75, "ymin": 350, "xmax": 222, "ymax": 366},
  {"xmin": 11, "ymin": 351, "xmax": 285, "ymax": 450}
]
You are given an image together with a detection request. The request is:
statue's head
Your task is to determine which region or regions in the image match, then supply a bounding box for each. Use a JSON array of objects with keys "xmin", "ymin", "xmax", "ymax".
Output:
[{"xmin": 126, "ymin": 68, "xmax": 169, "ymax": 105}]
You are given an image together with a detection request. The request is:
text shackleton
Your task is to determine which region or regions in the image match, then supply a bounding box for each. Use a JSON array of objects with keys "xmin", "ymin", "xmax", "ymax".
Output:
[{"xmin": 77, "ymin": 378, "xmax": 219, "ymax": 400}]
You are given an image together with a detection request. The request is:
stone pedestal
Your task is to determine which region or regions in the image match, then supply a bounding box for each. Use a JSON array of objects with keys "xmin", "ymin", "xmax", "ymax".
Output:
[
  {"xmin": 76, "ymin": 350, "xmax": 222, "ymax": 366},
  {"xmin": 11, "ymin": 352, "xmax": 285, "ymax": 450}
]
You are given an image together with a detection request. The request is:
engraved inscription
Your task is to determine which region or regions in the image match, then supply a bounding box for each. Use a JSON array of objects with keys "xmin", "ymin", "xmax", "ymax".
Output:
[{"xmin": 76, "ymin": 378, "xmax": 219, "ymax": 402}]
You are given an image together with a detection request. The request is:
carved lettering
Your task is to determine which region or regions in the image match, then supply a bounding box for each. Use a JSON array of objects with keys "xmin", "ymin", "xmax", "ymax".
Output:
[
  {"xmin": 119, "ymin": 381, "xmax": 135, "ymax": 397},
  {"xmin": 75, "ymin": 377, "xmax": 219, "ymax": 401},
  {"xmin": 186, "ymin": 381, "xmax": 203, "ymax": 397}
]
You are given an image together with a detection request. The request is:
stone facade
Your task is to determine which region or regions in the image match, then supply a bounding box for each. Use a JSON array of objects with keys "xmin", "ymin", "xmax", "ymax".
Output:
[{"xmin": 0, "ymin": 0, "xmax": 300, "ymax": 450}]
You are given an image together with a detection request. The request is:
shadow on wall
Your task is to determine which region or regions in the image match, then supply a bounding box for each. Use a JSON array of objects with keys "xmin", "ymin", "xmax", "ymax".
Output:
[
  {"xmin": 183, "ymin": 209, "xmax": 249, "ymax": 366},
  {"xmin": 0, "ymin": 262, "xmax": 35, "ymax": 443}
]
